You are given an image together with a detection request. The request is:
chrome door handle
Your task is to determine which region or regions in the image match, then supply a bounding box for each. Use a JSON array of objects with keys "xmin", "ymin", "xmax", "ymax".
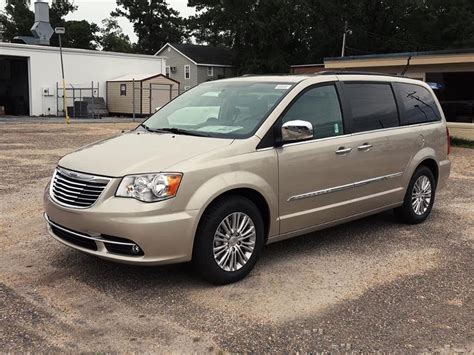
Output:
[
  {"xmin": 335, "ymin": 147, "xmax": 352, "ymax": 155},
  {"xmin": 357, "ymin": 143, "xmax": 373, "ymax": 151}
]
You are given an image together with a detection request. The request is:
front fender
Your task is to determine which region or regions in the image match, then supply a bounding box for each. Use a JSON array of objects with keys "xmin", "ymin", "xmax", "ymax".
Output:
[{"xmin": 184, "ymin": 170, "xmax": 279, "ymax": 237}]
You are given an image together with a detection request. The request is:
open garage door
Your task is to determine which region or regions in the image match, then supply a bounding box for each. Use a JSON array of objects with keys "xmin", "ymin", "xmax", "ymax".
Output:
[
  {"xmin": 0, "ymin": 56, "xmax": 30, "ymax": 116},
  {"xmin": 426, "ymin": 72, "xmax": 474, "ymax": 123}
]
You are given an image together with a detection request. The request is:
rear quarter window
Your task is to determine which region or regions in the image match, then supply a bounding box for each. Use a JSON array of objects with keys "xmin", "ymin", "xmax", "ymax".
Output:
[
  {"xmin": 395, "ymin": 83, "xmax": 441, "ymax": 125},
  {"xmin": 343, "ymin": 83, "xmax": 399, "ymax": 133}
]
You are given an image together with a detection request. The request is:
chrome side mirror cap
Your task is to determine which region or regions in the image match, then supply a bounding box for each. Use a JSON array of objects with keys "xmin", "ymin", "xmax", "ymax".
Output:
[{"xmin": 281, "ymin": 120, "xmax": 313, "ymax": 142}]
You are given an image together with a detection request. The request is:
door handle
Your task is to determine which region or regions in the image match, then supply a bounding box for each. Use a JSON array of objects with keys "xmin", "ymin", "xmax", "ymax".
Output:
[
  {"xmin": 335, "ymin": 147, "xmax": 352, "ymax": 155},
  {"xmin": 357, "ymin": 143, "xmax": 373, "ymax": 151}
]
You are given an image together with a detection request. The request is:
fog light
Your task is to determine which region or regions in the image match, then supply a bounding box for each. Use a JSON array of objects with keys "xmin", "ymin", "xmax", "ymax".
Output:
[{"xmin": 132, "ymin": 245, "xmax": 141, "ymax": 255}]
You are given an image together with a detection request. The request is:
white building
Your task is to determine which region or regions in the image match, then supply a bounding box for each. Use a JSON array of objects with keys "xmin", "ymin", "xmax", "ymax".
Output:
[{"xmin": 0, "ymin": 42, "xmax": 167, "ymax": 116}]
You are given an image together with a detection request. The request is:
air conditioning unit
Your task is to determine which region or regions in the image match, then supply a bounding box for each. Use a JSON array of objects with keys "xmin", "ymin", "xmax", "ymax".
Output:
[{"xmin": 170, "ymin": 66, "xmax": 177, "ymax": 73}]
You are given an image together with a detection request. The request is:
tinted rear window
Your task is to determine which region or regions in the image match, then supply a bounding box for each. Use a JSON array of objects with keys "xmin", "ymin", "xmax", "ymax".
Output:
[
  {"xmin": 396, "ymin": 83, "xmax": 441, "ymax": 124},
  {"xmin": 344, "ymin": 83, "xmax": 399, "ymax": 133}
]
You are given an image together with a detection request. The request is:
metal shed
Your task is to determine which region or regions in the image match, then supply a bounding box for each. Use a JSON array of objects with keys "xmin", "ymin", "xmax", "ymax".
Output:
[{"xmin": 106, "ymin": 73, "xmax": 180, "ymax": 116}]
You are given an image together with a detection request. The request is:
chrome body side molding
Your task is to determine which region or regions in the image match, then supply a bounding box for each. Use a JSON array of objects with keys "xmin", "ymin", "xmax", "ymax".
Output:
[{"xmin": 288, "ymin": 172, "xmax": 403, "ymax": 202}]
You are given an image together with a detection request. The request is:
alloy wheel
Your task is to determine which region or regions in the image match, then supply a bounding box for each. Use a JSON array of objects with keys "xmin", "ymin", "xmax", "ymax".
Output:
[
  {"xmin": 213, "ymin": 212, "xmax": 256, "ymax": 272},
  {"xmin": 411, "ymin": 175, "xmax": 432, "ymax": 215}
]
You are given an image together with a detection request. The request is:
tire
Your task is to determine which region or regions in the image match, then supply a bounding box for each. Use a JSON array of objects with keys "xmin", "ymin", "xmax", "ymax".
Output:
[
  {"xmin": 395, "ymin": 166, "xmax": 436, "ymax": 224},
  {"xmin": 193, "ymin": 196, "xmax": 265, "ymax": 285}
]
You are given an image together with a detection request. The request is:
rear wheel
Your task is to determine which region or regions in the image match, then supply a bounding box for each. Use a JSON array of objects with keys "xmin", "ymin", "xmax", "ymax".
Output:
[
  {"xmin": 395, "ymin": 166, "xmax": 436, "ymax": 224},
  {"xmin": 193, "ymin": 196, "xmax": 265, "ymax": 284}
]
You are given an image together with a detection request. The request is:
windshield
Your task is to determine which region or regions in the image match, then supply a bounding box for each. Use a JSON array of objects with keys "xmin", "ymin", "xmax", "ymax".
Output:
[{"xmin": 141, "ymin": 81, "xmax": 294, "ymax": 139}]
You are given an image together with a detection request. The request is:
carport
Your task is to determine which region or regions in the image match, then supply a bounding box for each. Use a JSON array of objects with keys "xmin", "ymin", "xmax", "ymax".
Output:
[{"xmin": 0, "ymin": 55, "xmax": 30, "ymax": 115}]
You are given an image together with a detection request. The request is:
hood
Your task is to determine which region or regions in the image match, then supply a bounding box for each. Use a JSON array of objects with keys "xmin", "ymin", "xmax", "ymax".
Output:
[{"xmin": 59, "ymin": 131, "xmax": 233, "ymax": 177}]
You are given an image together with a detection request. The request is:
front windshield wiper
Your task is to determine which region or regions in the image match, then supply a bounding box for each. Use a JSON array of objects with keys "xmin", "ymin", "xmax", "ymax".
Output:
[{"xmin": 140, "ymin": 125, "xmax": 210, "ymax": 137}]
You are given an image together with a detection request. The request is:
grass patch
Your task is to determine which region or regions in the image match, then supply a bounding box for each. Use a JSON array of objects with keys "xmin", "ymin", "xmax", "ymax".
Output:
[{"xmin": 451, "ymin": 137, "xmax": 474, "ymax": 148}]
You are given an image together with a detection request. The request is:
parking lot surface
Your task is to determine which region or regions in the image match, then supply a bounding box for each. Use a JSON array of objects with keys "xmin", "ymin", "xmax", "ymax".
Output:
[{"xmin": 0, "ymin": 122, "xmax": 472, "ymax": 353}]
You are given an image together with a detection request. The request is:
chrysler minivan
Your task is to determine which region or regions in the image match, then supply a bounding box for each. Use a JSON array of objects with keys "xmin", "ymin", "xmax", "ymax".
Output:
[{"xmin": 44, "ymin": 73, "xmax": 451, "ymax": 284}]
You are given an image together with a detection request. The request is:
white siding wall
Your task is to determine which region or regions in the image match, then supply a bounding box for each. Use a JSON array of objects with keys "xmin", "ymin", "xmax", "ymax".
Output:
[{"xmin": 0, "ymin": 43, "xmax": 166, "ymax": 116}]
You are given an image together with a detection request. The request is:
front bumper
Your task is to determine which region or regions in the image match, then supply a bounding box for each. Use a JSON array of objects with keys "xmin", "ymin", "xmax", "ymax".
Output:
[{"xmin": 44, "ymin": 184, "xmax": 199, "ymax": 265}]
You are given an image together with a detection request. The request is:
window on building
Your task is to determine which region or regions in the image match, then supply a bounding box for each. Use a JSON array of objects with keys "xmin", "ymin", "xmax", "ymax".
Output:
[
  {"xmin": 165, "ymin": 66, "xmax": 170, "ymax": 77},
  {"xmin": 344, "ymin": 83, "xmax": 399, "ymax": 132},
  {"xmin": 184, "ymin": 65, "xmax": 190, "ymax": 80},
  {"xmin": 120, "ymin": 83, "xmax": 127, "ymax": 96},
  {"xmin": 396, "ymin": 83, "xmax": 441, "ymax": 125},
  {"xmin": 281, "ymin": 85, "xmax": 344, "ymax": 139},
  {"xmin": 207, "ymin": 66, "xmax": 213, "ymax": 77}
]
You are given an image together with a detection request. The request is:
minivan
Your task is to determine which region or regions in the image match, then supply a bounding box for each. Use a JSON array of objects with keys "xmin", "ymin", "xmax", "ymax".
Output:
[{"xmin": 44, "ymin": 73, "xmax": 451, "ymax": 284}]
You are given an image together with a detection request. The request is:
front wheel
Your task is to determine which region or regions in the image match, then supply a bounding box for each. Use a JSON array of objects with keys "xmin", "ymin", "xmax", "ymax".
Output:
[
  {"xmin": 395, "ymin": 166, "xmax": 436, "ymax": 224},
  {"xmin": 193, "ymin": 196, "xmax": 265, "ymax": 284}
]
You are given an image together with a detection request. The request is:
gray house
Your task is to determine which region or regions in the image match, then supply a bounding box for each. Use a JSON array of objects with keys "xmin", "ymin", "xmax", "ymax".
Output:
[{"xmin": 155, "ymin": 43, "xmax": 235, "ymax": 90}]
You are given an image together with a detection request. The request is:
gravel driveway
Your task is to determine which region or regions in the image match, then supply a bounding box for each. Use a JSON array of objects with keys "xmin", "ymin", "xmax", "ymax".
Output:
[{"xmin": 0, "ymin": 122, "xmax": 472, "ymax": 353}]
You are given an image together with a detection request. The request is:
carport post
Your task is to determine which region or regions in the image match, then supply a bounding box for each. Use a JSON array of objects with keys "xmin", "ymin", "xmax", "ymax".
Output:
[
  {"xmin": 149, "ymin": 83, "xmax": 152, "ymax": 114},
  {"xmin": 132, "ymin": 79, "xmax": 136, "ymax": 121}
]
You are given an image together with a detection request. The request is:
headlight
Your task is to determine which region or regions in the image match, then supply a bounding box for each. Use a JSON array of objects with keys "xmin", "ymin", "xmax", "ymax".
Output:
[{"xmin": 116, "ymin": 173, "xmax": 183, "ymax": 202}]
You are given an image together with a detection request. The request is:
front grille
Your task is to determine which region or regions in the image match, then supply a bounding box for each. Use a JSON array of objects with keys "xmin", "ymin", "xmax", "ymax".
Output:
[{"xmin": 50, "ymin": 167, "xmax": 110, "ymax": 208}]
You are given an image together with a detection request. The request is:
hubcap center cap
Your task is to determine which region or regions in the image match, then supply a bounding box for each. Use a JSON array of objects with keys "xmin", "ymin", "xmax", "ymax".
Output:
[{"xmin": 229, "ymin": 236, "xmax": 238, "ymax": 247}]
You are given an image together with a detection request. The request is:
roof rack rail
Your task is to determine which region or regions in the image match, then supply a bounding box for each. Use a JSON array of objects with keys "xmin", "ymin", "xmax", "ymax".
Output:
[{"xmin": 314, "ymin": 70, "xmax": 401, "ymax": 77}]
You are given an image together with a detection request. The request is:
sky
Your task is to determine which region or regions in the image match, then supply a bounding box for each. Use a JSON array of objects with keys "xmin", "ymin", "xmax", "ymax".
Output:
[{"xmin": 0, "ymin": 0, "xmax": 196, "ymax": 43}]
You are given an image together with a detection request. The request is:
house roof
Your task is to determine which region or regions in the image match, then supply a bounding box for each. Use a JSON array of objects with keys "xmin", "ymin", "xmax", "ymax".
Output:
[{"xmin": 156, "ymin": 43, "xmax": 234, "ymax": 67}]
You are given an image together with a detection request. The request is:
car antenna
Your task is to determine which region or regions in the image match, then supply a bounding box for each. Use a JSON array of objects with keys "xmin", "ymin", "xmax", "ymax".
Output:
[{"xmin": 401, "ymin": 55, "xmax": 412, "ymax": 76}]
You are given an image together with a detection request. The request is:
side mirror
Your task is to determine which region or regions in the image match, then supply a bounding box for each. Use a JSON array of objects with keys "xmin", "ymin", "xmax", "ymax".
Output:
[{"xmin": 281, "ymin": 120, "xmax": 313, "ymax": 143}]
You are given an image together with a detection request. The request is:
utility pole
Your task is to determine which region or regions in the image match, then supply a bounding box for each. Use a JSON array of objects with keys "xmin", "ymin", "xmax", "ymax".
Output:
[
  {"xmin": 55, "ymin": 27, "xmax": 70, "ymax": 124},
  {"xmin": 341, "ymin": 21, "xmax": 352, "ymax": 57}
]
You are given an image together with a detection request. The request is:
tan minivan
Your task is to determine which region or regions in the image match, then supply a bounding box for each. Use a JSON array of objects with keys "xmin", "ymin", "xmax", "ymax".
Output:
[{"xmin": 44, "ymin": 73, "xmax": 451, "ymax": 284}]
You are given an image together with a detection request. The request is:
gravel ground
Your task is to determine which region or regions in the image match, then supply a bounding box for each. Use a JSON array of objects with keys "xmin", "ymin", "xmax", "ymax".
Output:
[{"xmin": 0, "ymin": 122, "xmax": 473, "ymax": 353}]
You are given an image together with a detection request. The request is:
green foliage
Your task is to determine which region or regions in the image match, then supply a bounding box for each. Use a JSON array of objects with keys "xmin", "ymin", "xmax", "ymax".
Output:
[
  {"xmin": 0, "ymin": 0, "xmax": 34, "ymax": 42},
  {"xmin": 99, "ymin": 18, "xmax": 134, "ymax": 53},
  {"xmin": 59, "ymin": 20, "xmax": 100, "ymax": 50},
  {"xmin": 451, "ymin": 137, "xmax": 474, "ymax": 148},
  {"xmin": 0, "ymin": 0, "xmax": 98, "ymax": 49},
  {"xmin": 188, "ymin": 0, "xmax": 474, "ymax": 73},
  {"xmin": 111, "ymin": 0, "xmax": 185, "ymax": 54}
]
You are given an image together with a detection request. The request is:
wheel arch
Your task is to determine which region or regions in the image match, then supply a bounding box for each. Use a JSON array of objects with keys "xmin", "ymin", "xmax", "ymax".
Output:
[
  {"xmin": 195, "ymin": 187, "xmax": 272, "ymax": 243},
  {"xmin": 416, "ymin": 158, "xmax": 439, "ymax": 185}
]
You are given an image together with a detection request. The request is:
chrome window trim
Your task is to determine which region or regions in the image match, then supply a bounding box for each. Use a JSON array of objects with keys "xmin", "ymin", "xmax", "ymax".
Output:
[
  {"xmin": 49, "ymin": 167, "xmax": 112, "ymax": 209},
  {"xmin": 44, "ymin": 213, "xmax": 136, "ymax": 246},
  {"xmin": 256, "ymin": 120, "xmax": 443, "ymax": 151},
  {"xmin": 288, "ymin": 172, "xmax": 403, "ymax": 202}
]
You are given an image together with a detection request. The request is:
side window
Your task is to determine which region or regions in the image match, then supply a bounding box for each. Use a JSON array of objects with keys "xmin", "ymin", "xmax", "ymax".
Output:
[
  {"xmin": 281, "ymin": 85, "xmax": 344, "ymax": 139},
  {"xmin": 184, "ymin": 65, "xmax": 190, "ymax": 80},
  {"xmin": 344, "ymin": 83, "xmax": 399, "ymax": 132},
  {"xmin": 396, "ymin": 83, "xmax": 441, "ymax": 124},
  {"xmin": 120, "ymin": 84, "xmax": 126, "ymax": 96}
]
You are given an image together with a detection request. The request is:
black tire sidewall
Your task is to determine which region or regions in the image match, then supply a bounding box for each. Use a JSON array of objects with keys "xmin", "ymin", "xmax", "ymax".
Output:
[
  {"xmin": 193, "ymin": 196, "xmax": 265, "ymax": 284},
  {"xmin": 401, "ymin": 166, "xmax": 436, "ymax": 223}
]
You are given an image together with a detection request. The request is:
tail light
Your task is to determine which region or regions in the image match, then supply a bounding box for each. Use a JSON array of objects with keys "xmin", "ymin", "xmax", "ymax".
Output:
[{"xmin": 446, "ymin": 127, "xmax": 451, "ymax": 155}]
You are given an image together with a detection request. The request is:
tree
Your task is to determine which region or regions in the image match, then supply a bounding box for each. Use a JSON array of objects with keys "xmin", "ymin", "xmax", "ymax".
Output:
[
  {"xmin": 188, "ymin": 0, "xmax": 474, "ymax": 73},
  {"xmin": 0, "ymin": 0, "xmax": 34, "ymax": 42},
  {"xmin": 60, "ymin": 20, "xmax": 100, "ymax": 49},
  {"xmin": 112, "ymin": 0, "xmax": 185, "ymax": 54},
  {"xmin": 99, "ymin": 18, "xmax": 134, "ymax": 53},
  {"xmin": 188, "ymin": 0, "xmax": 309, "ymax": 73}
]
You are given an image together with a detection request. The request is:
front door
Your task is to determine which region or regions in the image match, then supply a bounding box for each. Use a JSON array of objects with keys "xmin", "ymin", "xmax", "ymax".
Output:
[{"xmin": 277, "ymin": 83, "xmax": 358, "ymax": 234}]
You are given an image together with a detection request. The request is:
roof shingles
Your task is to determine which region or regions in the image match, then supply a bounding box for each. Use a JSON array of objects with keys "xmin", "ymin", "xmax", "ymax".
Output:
[{"xmin": 168, "ymin": 43, "xmax": 234, "ymax": 66}]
